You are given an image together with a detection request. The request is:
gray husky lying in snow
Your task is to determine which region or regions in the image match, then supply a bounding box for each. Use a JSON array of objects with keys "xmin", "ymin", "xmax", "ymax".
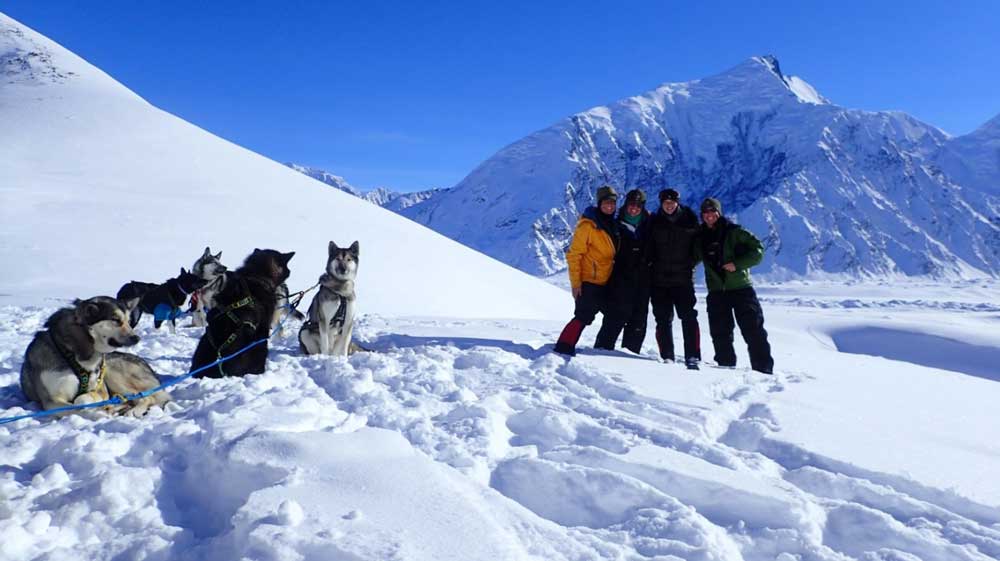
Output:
[
  {"xmin": 20, "ymin": 296, "xmax": 171, "ymax": 417},
  {"xmin": 299, "ymin": 241, "xmax": 358, "ymax": 356}
]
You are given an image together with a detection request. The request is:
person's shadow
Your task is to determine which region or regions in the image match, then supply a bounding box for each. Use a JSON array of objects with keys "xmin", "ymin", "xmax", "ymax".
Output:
[{"xmin": 363, "ymin": 334, "xmax": 549, "ymax": 360}]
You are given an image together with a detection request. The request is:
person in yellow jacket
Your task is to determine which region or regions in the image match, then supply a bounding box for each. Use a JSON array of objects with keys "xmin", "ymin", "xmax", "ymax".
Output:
[{"xmin": 554, "ymin": 185, "xmax": 621, "ymax": 356}]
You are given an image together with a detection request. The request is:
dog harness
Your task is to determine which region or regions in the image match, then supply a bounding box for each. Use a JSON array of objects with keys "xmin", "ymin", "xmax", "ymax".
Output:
[
  {"xmin": 302, "ymin": 296, "xmax": 347, "ymax": 329},
  {"xmin": 207, "ymin": 288, "xmax": 257, "ymax": 376},
  {"xmin": 302, "ymin": 295, "xmax": 348, "ymax": 332},
  {"xmin": 50, "ymin": 335, "xmax": 108, "ymax": 400}
]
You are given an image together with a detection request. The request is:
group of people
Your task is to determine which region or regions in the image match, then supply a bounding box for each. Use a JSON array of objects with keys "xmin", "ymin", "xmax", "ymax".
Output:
[{"xmin": 553, "ymin": 185, "xmax": 774, "ymax": 374}]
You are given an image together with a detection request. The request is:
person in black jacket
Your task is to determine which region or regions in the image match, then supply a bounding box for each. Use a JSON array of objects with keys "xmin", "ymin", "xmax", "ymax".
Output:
[
  {"xmin": 646, "ymin": 188, "xmax": 702, "ymax": 370},
  {"xmin": 595, "ymin": 189, "xmax": 650, "ymax": 353}
]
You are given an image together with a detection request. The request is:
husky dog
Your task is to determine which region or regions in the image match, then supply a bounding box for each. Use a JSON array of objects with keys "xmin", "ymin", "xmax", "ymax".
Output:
[
  {"xmin": 116, "ymin": 281, "xmax": 159, "ymax": 328},
  {"xmin": 20, "ymin": 296, "xmax": 171, "ymax": 416},
  {"xmin": 299, "ymin": 241, "xmax": 358, "ymax": 356},
  {"xmin": 271, "ymin": 282, "xmax": 306, "ymax": 337},
  {"xmin": 189, "ymin": 247, "xmax": 228, "ymax": 327},
  {"xmin": 191, "ymin": 249, "xmax": 295, "ymax": 377},
  {"xmin": 118, "ymin": 269, "xmax": 208, "ymax": 333}
]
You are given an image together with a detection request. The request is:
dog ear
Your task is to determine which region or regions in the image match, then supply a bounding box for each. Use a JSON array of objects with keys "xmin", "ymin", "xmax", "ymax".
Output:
[
  {"xmin": 349, "ymin": 241, "xmax": 359, "ymax": 255},
  {"xmin": 281, "ymin": 252, "xmax": 295, "ymax": 264},
  {"xmin": 215, "ymin": 251, "xmax": 223, "ymax": 260},
  {"xmin": 328, "ymin": 241, "xmax": 339, "ymax": 255},
  {"xmin": 203, "ymin": 246, "xmax": 211, "ymax": 257},
  {"xmin": 77, "ymin": 299, "xmax": 102, "ymax": 325}
]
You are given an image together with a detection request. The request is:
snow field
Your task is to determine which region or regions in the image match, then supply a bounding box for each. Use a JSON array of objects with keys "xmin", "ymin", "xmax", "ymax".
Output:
[{"xmin": 3, "ymin": 285, "xmax": 1000, "ymax": 560}]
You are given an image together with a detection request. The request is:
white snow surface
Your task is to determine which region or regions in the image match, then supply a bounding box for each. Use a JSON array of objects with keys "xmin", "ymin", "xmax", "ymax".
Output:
[
  {"xmin": 3, "ymin": 281, "xmax": 1000, "ymax": 560},
  {"xmin": 0, "ymin": 13, "xmax": 565, "ymax": 320}
]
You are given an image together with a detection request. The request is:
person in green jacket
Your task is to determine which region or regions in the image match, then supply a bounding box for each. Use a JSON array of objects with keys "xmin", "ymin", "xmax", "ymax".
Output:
[{"xmin": 695, "ymin": 198, "xmax": 774, "ymax": 374}]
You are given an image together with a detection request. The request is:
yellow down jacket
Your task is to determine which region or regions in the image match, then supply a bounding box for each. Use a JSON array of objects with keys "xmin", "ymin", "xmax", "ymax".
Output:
[{"xmin": 566, "ymin": 210, "xmax": 618, "ymax": 289}]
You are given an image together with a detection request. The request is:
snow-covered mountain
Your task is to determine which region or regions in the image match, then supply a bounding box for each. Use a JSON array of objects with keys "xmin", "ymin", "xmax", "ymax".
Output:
[
  {"xmin": 403, "ymin": 56, "xmax": 1000, "ymax": 279},
  {"xmin": 284, "ymin": 163, "xmax": 363, "ymax": 196},
  {"xmin": 0, "ymin": 13, "xmax": 566, "ymax": 319},
  {"xmin": 363, "ymin": 185, "xmax": 446, "ymax": 212},
  {"xmin": 285, "ymin": 162, "xmax": 447, "ymax": 212},
  {"xmin": 935, "ymin": 113, "xmax": 1000, "ymax": 195}
]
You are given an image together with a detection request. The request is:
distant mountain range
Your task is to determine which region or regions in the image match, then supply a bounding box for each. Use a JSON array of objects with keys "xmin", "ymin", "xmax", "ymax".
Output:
[
  {"xmin": 285, "ymin": 163, "xmax": 445, "ymax": 213},
  {"xmin": 391, "ymin": 56, "xmax": 999, "ymax": 279}
]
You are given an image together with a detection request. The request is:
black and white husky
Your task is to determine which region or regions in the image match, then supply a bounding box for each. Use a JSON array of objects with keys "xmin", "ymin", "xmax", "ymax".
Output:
[
  {"xmin": 20, "ymin": 297, "xmax": 171, "ymax": 417},
  {"xmin": 117, "ymin": 269, "xmax": 207, "ymax": 333},
  {"xmin": 189, "ymin": 247, "xmax": 228, "ymax": 327},
  {"xmin": 299, "ymin": 241, "xmax": 358, "ymax": 356}
]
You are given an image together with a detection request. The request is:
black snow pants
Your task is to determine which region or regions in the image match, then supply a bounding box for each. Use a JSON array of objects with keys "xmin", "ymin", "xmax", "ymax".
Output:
[
  {"xmin": 706, "ymin": 287, "xmax": 773, "ymax": 374},
  {"xmin": 650, "ymin": 283, "xmax": 701, "ymax": 361},
  {"xmin": 594, "ymin": 282, "xmax": 649, "ymax": 354},
  {"xmin": 572, "ymin": 282, "xmax": 607, "ymax": 325}
]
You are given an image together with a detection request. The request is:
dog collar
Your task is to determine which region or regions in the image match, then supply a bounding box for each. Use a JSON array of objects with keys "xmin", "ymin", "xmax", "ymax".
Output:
[
  {"xmin": 73, "ymin": 357, "xmax": 107, "ymax": 400},
  {"xmin": 50, "ymin": 334, "xmax": 107, "ymax": 399}
]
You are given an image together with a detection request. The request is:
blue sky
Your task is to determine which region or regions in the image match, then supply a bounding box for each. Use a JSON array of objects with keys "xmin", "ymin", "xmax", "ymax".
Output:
[{"xmin": 4, "ymin": 0, "xmax": 999, "ymax": 191}]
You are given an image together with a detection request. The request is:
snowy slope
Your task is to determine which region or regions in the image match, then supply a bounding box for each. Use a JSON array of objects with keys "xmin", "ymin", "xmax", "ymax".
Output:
[
  {"xmin": 0, "ymin": 13, "xmax": 566, "ymax": 319},
  {"xmin": 3, "ymin": 281, "xmax": 1000, "ymax": 560},
  {"xmin": 403, "ymin": 56, "xmax": 1000, "ymax": 280}
]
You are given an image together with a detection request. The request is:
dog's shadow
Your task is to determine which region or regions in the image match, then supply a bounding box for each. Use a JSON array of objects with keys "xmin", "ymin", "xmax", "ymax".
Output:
[{"xmin": 0, "ymin": 383, "xmax": 28, "ymax": 411}]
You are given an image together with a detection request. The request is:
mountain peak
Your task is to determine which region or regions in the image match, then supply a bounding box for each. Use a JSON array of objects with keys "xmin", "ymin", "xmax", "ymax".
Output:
[
  {"xmin": 733, "ymin": 55, "xmax": 830, "ymax": 105},
  {"xmin": 753, "ymin": 54, "xmax": 785, "ymax": 79}
]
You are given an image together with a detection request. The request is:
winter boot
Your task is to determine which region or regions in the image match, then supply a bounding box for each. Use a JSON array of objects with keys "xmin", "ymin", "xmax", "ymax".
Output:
[
  {"xmin": 685, "ymin": 357, "xmax": 700, "ymax": 371},
  {"xmin": 554, "ymin": 318, "xmax": 585, "ymax": 356}
]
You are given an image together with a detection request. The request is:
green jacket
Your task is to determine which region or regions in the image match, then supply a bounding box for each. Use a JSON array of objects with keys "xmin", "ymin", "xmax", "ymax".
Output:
[{"xmin": 694, "ymin": 217, "xmax": 764, "ymax": 292}]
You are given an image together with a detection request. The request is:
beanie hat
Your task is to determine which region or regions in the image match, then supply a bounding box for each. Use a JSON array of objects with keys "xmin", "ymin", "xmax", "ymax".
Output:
[
  {"xmin": 624, "ymin": 189, "xmax": 646, "ymax": 206},
  {"xmin": 659, "ymin": 188, "xmax": 680, "ymax": 203},
  {"xmin": 700, "ymin": 197, "xmax": 722, "ymax": 215},
  {"xmin": 596, "ymin": 185, "xmax": 618, "ymax": 203}
]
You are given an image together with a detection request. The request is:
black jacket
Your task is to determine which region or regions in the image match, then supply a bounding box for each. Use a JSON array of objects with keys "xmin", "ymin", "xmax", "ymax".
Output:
[
  {"xmin": 646, "ymin": 205, "xmax": 699, "ymax": 287},
  {"xmin": 604, "ymin": 209, "xmax": 651, "ymax": 316},
  {"xmin": 610, "ymin": 209, "xmax": 650, "ymax": 285}
]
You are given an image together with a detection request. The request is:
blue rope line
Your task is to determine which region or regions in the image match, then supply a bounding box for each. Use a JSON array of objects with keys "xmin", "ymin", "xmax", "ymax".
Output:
[{"xmin": 1, "ymin": 296, "xmax": 309, "ymax": 427}]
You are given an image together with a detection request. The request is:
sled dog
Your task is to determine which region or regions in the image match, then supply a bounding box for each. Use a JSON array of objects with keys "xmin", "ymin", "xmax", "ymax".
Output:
[
  {"xmin": 189, "ymin": 247, "xmax": 228, "ymax": 327},
  {"xmin": 299, "ymin": 241, "xmax": 358, "ymax": 356},
  {"xmin": 191, "ymin": 249, "xmax": 295, "ymax": 377},
  {"xmin": 117, "ymin": 268, "xmax": 207, "ymax": 333},
  {"xmin": 271, "ymin": 282, "xmax": 305, "ymax": 337},
  {"xmin": 20, "ymin": 296, "xmax": 171, "ymax": 417},
  {"xmin": 115, "ymin": 281, "xmax": 159, "ymax": 328}
]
